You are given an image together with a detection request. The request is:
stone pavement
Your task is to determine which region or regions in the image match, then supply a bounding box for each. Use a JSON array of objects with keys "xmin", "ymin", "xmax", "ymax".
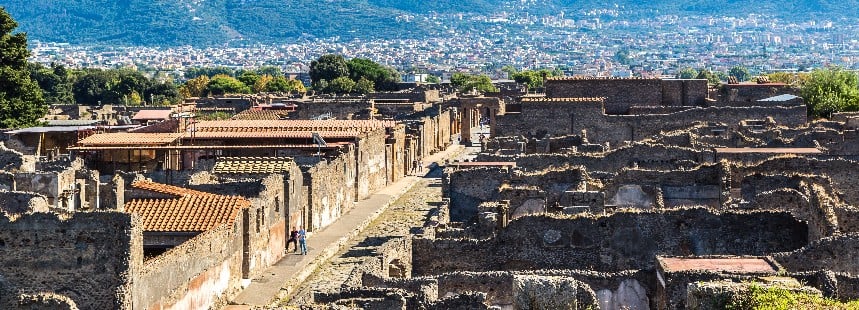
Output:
[{"xmin": 226, "ymin": 143, "xmax": 466, "ymax": 308}]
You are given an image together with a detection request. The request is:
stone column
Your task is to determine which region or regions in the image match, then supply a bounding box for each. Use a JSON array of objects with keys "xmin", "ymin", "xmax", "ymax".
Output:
[{"xmin": 461, "ymin": 107, "xmax": 472, "ymax": 143}]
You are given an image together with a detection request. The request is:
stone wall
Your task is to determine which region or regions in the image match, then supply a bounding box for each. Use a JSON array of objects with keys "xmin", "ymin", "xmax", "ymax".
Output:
[
  {"xmin": 732, "ymin": 157, "xmax": 859, "ymax": 206},
  {"xmin": 289, "ymin": 100, "xmax": 372, "ymax": 120},
  {"xmin": 303, "ymin": 149, "xmax": 356, "ymax": 231},
  {"xmin": 774, "ymin": 233, "xmax": 859, "ymax": 275},
  {"xmin": 413, "ymin": 209, "xmax": 808, "ymax": 275},
  {"xmin": 478, "ymin": 143, "xmax": 702, "ymax": 175},
  {"xmin": 0, "ymin": 211, "xmax": 140, "ymax": 309},
  {"xmin": 605, "ymin": 165, "xmax": 724, "ymax": 208},
  {"xmin": 134, "ymin": 220, "xmax": 243, "ymax": 310},
  {"xmin": 244, "ymin": 174, "xmax": 288, "ymax": 278},
  {"xmin": 543, "ymin": 78, "xmax": 708, "ymax": 114},
  {"xmin": 495, "ymin": 98, "xmax": 806, "ymax": 146},
  {"xmin": 357, "ymin": 128, "xmax": 389, "ymax": 199},
  {"xmin": 444, "ymin": 167, "xmax": 509, "ymax": 222}
]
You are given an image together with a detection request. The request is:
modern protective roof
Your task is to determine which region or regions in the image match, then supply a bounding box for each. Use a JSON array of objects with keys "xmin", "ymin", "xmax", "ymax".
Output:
[
  {"xmin": 658, "ymin": 257, "xmax": 777, "ymax": 274},
  {"xmin": 133, "ymin": 109, "xmax": 173, "ymax": 120},
  {"xmin": 124, "ymin": 180, "xmax": 250, "ymax": 232},
  {"xmin": 191, "ymin": 119, "xmax": 395, "ymax": 132},
  {"xmin": 758, "ymin": 94, "xmax": 801, "ymax": 102},
  {"xmin": 77, "ymin": 133, "xmax": 183, "ymax": 146}
]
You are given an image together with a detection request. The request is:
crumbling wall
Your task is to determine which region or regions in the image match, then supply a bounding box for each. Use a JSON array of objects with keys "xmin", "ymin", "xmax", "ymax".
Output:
[
  {"xmin": 774, "ymin": 233, "xmax": 859, "ymax": 275},
  {"xmin": 445, "ymin": 168, "xmax": 508, "ymax": 222},
  {"xmin": 133, "ymin": 220, "xmax": 244, "ymax": 310},
  {"xmin": 0, "ymin": 191, "xmax": 51, "ymax": 214},
  {"xmin": 605, "ymin": 165, "xmax": 722, "ymax": 208},
  {"xmin": 733, "ymin": 157, "xmax": 859, "ymax": 206},
  {"xmin": 478, "ymin": 143, "xmax": 702, "ymax": 175},
  {"xmin": 496, "ymin": 97, "xmax": 806, "ymax": 147},
  {"xmin": 0, "ymin": 211, "xmax": 140, "ymax": 309},
  {"xmin": 413, "ymin": 209, "xmax": 808, "ymax": 275}
]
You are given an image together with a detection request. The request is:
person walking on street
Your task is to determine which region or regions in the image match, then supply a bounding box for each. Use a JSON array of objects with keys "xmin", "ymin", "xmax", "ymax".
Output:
[{"xmin": 298, "ymin": 227, "xmax": 308, "ymax": 255}]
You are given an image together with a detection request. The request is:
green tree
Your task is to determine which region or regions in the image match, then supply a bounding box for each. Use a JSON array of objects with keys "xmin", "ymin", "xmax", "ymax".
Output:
[
  {"xmin": 0, "ymin": 8, "xmax": 46, "ymax": 128},
  {"xmin": 256, "ymin": 66, "xmax": 283, "ymax": 77},
  {"xmin": 696, "ymin": 69, "xmax": 722, "ymax": 85},
  {"xmin": 185, "ymin": 67, "xmax": 234, "ymax": 79},
  {"xmin": 511, "ymin": 70, "xmax": 556, "ymax": 89},
  {"xmin": 179, "ymin": 75, "xmax": 210, "ymax": 98},
  {"xmin": 206, "ymin": 74, "xmax": 251, "ymax": 95},
  {"xmin": 729, "ymin": 66, "xmax": 751, "ymax": 82},
  {"xmin": 450, "ymin": 72, "xmax": 470, "ymax": 88},
  {"xmin": 800, "ymin": 67, "xmax": 859, "ymax": 118},
  {"xmin": 254, "ymin": 74, "xmax": 273, "ymax": 93},
  {"xmin": 767, "ymin": 72, "xmax": 808, "ymax": 85},
  {"xmin": 501, "ymin": 65, "xmax": 518, "ymax": 78},
  {"xmin": 615, "ymin": 49, "xmax": 632, "ymax": 65},
  {"xmin": 677, "ymin": 67, "xmax": 699, "ymax": 79},
  {"xmin": 354, "ymin": 77, "xmax": 374, "ymax": 94},
  {"xmin": 325, "ymin": 76, "xmax": 356, "ymax": 94},
  {"xmin": 425, "ymin": 75, "xmax": 441, "ymax": 84},
  {"xmin": 347, "ymin": 58, "xmax": 400, "ymax": 91},
  {"xmin": 72, "ymin": 70, "xmax": 115, "ymax": 104},
  {"xmin": 310, "ymin": 54, "xmax": 349, "ymax": 88},
  {"xmin": 29, "ymin": 63, "xmax": 73, "ymax": 104},
  {"xmin": 237, "ymin": 71, "xmax": 261, "ymax": 89},
  {"xmin": 286, "ymin": 79, "xmax": 306, "ymax": 93}
]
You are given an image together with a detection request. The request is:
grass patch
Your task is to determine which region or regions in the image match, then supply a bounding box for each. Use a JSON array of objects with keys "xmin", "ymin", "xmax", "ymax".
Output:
[{"xmin": 728, "ymin": 284, "xmax": 859, "ymax": 310}]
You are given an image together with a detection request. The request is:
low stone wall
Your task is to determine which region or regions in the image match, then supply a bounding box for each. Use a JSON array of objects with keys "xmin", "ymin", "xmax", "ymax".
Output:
[
  {"xmin": 413, "ymin": 209, "xmax": 808, "ymax": 275},
  {"xmin": 774, "ymin": 233, "xmax": 859, "ymax": 275}
]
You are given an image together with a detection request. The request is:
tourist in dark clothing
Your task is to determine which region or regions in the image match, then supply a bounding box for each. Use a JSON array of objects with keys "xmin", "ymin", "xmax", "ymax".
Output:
[{"xmin": 287, "ymin": 228, "xmax": 299, "ymax": 253}]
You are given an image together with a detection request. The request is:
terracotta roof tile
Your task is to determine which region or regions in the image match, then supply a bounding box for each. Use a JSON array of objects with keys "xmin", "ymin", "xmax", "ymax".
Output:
[
  {"xmin": 125, "ymin": 181, "xmax": 250, "ymax": 232},
  {"xmin": 191, "ymin": 120, "xmax": 395, "ymax": 133},
  {"xmin": 213, "ymin": 157, "xmax": 293, "ymax": 174},
  {"xmin": 231, "ymin": 110, "xmax": 289, "ymax": 120},
  {"xmin": 186, "ymin": 131, "xmax": 360, "ymax": 139},
  {"xmin": 78, "ymin": 133, "xmax": 183, "ymax": 146},
  {"xmin": 132, "ymin": 110, "xmax": 174, "ymax": 120}
]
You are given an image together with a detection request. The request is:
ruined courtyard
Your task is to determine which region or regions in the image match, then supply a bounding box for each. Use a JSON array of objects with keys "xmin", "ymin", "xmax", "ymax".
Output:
[{"xmin": 2, "ymin": 78, "xmax": 859, "ymax": 309}]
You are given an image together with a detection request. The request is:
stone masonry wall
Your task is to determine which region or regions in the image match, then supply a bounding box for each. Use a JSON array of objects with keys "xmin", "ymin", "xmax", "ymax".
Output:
[
  {"xmin": 357, "ymin": 128, "xmax": 388, "ymax": 199},
  {"xmin": 413, "ymin": 209, "xmax": 808, "ymax": 276},
  {"xmin": 445, "ymin": 167, "xmax": 509, "ymax": 222},
  {"xmin": 0, "ymin": 211, "xmax": 141, "ymax": 309},
  {"xmin": 774, "ymin": 233, "xmax": 859, "ymax": 275},
  {"xmin": 304, "ymin": 149, "xmax": 356, "ymax": 231},
  {"xmin": 495, "ymin": 99, "xmax": 806, "ymax": 147},
  {"xmin": 134, "ymin": 219, "xmax": 243, "ymax": 310}
]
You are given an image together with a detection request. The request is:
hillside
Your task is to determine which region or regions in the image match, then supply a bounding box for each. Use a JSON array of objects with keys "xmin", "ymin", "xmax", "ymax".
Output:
[{"xmin": 3, "ymin": 0, "xmax": 858, "ymax": 46}]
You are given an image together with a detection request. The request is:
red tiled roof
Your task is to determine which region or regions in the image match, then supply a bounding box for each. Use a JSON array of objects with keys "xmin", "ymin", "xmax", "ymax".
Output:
[
  {"xmin": 191, "ymin": 120, "xmax": 395, "ymax": 133},
  {"xmin": 125, "ymin": 181, "xmax": 250, "ymax": 232},
  {"xmin": 77, "ymin": 133, "xmax": 183, "ymax": 146},
  {"xmin": 185, "ymin": 131, "xmax": 361, "ymax": 139},
  {"xmin": 133, "ymin": 110, "xmax": 174, "ymax": 120}
]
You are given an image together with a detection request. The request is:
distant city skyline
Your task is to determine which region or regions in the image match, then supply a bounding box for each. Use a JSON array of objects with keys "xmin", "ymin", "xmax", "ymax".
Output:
[{"xmin": 26, "ymin": 10, "xmax": 859, "ymax": 79}]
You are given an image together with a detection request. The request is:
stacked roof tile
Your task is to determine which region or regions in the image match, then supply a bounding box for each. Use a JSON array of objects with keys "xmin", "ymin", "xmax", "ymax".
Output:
[
  {"xmin": 231, "ymin": 110, "xmax": 288, "ymax": 120},
  {"xmin": 192, "ymin": 120, "xmax": 395, "ymax": 133},
  {"xmin": 213, "ymin": 157, "xmax": 293, "ymax": 174},
  {"xmin": 124, "ymin": 180, "xmax": 250, "ymax": 232}
]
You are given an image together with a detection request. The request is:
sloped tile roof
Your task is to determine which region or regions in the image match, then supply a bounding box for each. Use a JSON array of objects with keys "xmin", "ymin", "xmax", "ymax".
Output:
[
  {"xmin": 231, "ymin": 110, "xmax": 288, "ymax": 120},
  {"xmin": 192, "ymin": 120, "xmax": 395, "ymax": 133},
  {"xmin": 133, "ymin": 110, "xmax": 173, "ymax": 120},
  {"xmin": 186, "ymin": 131, "xmax": 360, "ymax": 139},
  {"xmin": 213, "ymin": 157, "xmax": 293, "ymax": 174},
  {"xmin": 125, "ymin": 180, "xmax": 250, "ymax": 232},
  {"xmin": 78, "ymin": 133, "xmax": 183, "ymax": 146}
]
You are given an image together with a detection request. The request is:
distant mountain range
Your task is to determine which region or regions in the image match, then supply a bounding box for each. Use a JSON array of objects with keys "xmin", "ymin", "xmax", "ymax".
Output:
[{"xmin": 3, "ymin": 0, "xmax": 858, "ymax": 46}]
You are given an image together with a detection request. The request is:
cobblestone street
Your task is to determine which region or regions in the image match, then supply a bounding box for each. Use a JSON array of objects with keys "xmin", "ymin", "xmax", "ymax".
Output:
[{"xmin": 283, "ymin": 170, "xmax": 445, "ymax": 306}]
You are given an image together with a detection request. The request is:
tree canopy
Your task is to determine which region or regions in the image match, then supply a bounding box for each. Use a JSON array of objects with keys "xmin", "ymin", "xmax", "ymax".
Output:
[
  {"xmin": 729, "ymin": 66, "xmax": 751, "ymax": 82},
  {"xmin": 310, "ymin": 54, "xmax": 400, "ymax": 94},
  {"xmin": 206, "ymin": 74, "xmax": 251, "ymax": 95},
  {"xmin": 800, "ymin": 67, "xmax": 859, "ymax": 118},
  {"xmin": 310, "ymin": 54, "xmax": 349, "ymax": 89},
  {"xmin": 451, "ymin": 72, "xmax": 498, "ymax": 93},
  {"xmin": 511, "ymin": 69, "xmax": 562, "ymax": 90},
  {"xmin": 0, "ymin": 8, "xmax": 46, "ymax": 128}
]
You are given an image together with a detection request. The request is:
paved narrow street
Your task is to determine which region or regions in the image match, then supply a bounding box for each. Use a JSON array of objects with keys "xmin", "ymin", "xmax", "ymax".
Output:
[
  {"xmin": 279, "ymin": 128, "xmax": 487, "ymax": 306},
  {"xmin": 283, "ymin": 171, "xmax": 443, "ymax": 305}
]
